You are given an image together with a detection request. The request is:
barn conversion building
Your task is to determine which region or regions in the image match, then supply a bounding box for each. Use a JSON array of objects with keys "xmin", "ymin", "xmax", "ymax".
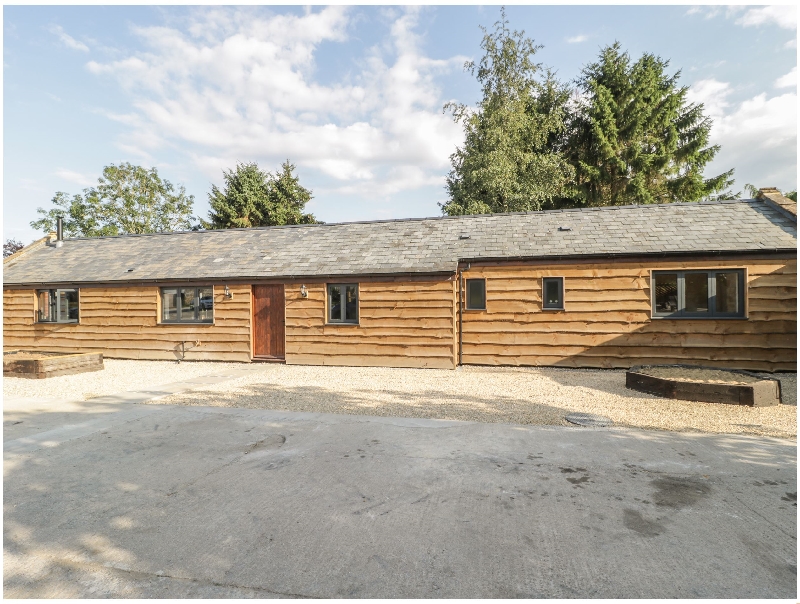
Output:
[{"xmin": 3, "ymin": 193, "xmax": 797, "ymax": 372}]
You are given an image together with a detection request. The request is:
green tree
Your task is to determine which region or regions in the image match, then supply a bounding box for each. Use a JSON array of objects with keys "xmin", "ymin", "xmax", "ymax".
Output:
[
  {"xmin": 565, "ymin": 43, "xmax": 734, "ymax": 207},
  {"xmin": 31, "ymin": 163, "xmax": 195, "ymax": 237},
  {"xmin": 441, "ymin": 10, "xmax": 574, "ymax": 216},
  {"xmin": 30, "ymin": 191, "xmax": 115, "ymax": 238},
  {"xmin": 206, "ymin": 162, "xmax": 271, "ymax": 229},
  {"xmin": 742, "ymin": 183, "xmax": 760, "ymax": 198},
  {"xmin": 205, "ymin": 160, "xmax": 316, "ymax": 228}
]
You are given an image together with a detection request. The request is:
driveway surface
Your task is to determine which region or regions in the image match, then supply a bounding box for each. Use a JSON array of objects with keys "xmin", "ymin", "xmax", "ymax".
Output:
[{"xmin": 4, "ymin": 394, "xmax": 797, "ymax": 598}]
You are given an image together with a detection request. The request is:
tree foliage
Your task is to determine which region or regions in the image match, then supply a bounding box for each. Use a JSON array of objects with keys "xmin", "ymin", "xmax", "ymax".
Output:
[
  {"xmin": 441, "ymin": 10, "xmax": 574, "ymax": 216},
  {"xmin": 742, "ymin": 183, "xmax": 760, "ymax": 198},
  {"xmin": 3, "ymin": 239, "xmax": 24, "ymax": 258},
  {"xmin": 443, "ymin": 12, "xmax": 739, "ymax": 214},
  {"xmin": 748, "ymin": 187, "xmax": 798, "ymax": 202},
  {"xmin": 31, "ymin": 163, "xmax": 195, "ymax": 237},
  {"xmin": 565, "ymin": 43, "xmax": 734, "ymax": 206},
  {"xmin": 205, "ymin": 160, "xmax": 317, "ymax": 229}
]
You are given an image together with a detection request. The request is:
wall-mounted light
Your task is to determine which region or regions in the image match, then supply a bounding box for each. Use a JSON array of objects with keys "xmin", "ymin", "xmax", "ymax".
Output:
[
  {"xmin": 224, "ymin": 285, "xmax": 233, "ymax": 299},
  {"xmin": 300, "ymin": 284, "xmax": 308, "ymax": 298}
]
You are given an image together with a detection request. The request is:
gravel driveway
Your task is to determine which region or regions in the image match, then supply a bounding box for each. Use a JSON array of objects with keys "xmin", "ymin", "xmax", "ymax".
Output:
[
  {"xmin": 3, "ymin": 359, "xmax": 244, "ymax": 402},
  {"xmin": 4, "ymin": 360, "xmax": 795, "ymax": 439}
]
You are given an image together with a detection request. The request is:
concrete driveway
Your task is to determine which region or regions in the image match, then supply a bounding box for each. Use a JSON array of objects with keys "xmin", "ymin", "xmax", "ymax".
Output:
[{"xmin": 4, "ymin": 393, "xmax": 797, "ymax": 598}]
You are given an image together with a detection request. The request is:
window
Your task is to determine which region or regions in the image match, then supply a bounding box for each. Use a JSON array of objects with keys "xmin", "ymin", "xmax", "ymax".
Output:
[
  {"xmin": 465, "ymin": 279, "xmax": 486, "ymax": 310},
  {"xmin": 328, "ymin": 284, "xmax": 358, "ymax": 323},
  {"xmin": 161, "ymin": 286, "xmax": 213, "ymax": 323},
  {"xmin": 652, "ymin": 270, "xmax": 745, "ymax": 318},
  {"xmin": 37, "ymin": 289, "xmax": 79, "ymax": 323},
  {"xmin": 542, "ymin": 277, "xmax": 564, "ymax": 310}
]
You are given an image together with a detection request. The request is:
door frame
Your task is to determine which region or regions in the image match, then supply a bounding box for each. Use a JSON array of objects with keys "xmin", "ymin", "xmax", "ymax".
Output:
[{"xmin": 251, "ymin": 283, "xmax": 286, "ymax": 362}]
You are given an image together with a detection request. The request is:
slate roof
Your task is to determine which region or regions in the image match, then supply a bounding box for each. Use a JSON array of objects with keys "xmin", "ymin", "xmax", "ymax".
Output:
[{"xmin": 3, "ymin": 198, "xmax": 796, "ymax": 286}]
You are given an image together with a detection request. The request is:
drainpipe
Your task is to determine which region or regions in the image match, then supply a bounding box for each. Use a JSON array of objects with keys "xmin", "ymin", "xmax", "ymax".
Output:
[{"xmin": 457, "ymin": 262, "xmax": 470, "ymax": 367}]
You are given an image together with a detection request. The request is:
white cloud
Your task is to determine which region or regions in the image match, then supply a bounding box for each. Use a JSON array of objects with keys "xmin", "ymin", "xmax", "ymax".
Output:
[
  {"xmin": 775, "ymin": 66, "xmax": 797, "ymax": 88},
  {"xmin": 685, "ymin": 6, "xmax": 743, "ymax": 21},
  {"xmin": 55, "ymin": 169, "xmax": 95, "ymax": 187},
  {"xmin": 736, "ymin": 6, "xmax": 797, "ymax": 30},
  {"xmin": 48, "ymin": 25, "xmax": 89, "ymax": 52},
  {"xmin": 686, "ymin": 78, "xmax": 731, "ymax": 120},
  {"xmin": 566, "ymin": 34, "xmax": 588, "ymax": 44},
  {"xmin": 85, "ymin": 6, "xmax": 466, "ymax": 200},
  {"xmin": 686, "ymin": 6, "xmax": 722, "ymax": 19},
  {"xmin": 687, "ymin": 78, "xmax": 797, "ymax": 190}
]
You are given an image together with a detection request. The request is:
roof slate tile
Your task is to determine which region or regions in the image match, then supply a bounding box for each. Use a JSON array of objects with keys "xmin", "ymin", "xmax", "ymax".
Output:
[{"xmin": 4, "ymin": 199, "xmax": 796, "ymax": 286}]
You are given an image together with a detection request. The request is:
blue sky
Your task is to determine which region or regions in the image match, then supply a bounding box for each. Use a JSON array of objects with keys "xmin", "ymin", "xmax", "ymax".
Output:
[{"xmin": 3, "ymin": 4, "xmax": 797, "ymax": 243}]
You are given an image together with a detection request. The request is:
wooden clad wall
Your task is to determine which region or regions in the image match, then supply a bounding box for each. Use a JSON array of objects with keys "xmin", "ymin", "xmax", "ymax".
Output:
[
  {"xmin": 460, "ymin": 257, "xmax": 796, "ymax": 372},
  {"xmin": 284, "ymin": 278, "xmax": 457, "ymax": 369},
  {"xmin": 3, "ymin": 284, "xmax": 251, "ymax": 362}
]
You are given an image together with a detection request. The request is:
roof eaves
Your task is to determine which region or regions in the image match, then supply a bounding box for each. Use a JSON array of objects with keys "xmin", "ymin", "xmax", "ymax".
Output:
[
  {"xmin": 2, "ymin": 269, "xmax": 459, "ymax": 289},
  {"xmin": 457, "ymin": 247, "xmax": 798, "ymax": 266},
  {"xmin": 2, "ymin": 234, "xmax": 52, "ymax": 266}
]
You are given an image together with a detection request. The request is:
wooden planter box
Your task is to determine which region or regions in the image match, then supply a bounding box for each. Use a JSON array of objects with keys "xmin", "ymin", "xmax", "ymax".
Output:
[
  {"xmin": 626, "ymin": 365, "xmax": 781, "ymax": 407},
  {"xmin": 3, "ymin": 350, "xmax": 104, "ymax": 379}
]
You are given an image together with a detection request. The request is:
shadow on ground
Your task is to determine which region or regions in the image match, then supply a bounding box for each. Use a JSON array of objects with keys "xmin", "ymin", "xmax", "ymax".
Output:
[{"xmin": 156, "ymin": 381, "xmax": 577, "ymax": 427}]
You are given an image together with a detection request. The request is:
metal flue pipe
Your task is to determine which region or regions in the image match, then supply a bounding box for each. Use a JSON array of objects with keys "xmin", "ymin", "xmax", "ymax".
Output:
[{"xmin": 55, "ymin": 216, "xmax": 64, "ymax": 248}]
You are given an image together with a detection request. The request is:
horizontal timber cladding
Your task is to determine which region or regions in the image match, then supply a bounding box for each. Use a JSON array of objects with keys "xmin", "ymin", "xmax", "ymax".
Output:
[
  {"xmin": 284, "ymin": 277, "xmax": 457, "ymax": 369},
  {"xmin": 459, "ymin": 257, "xmax": 796, "ymax": 372},
  {"xmin": 2, "ymin": 284, "xmax": 251, "ymax": 362}
]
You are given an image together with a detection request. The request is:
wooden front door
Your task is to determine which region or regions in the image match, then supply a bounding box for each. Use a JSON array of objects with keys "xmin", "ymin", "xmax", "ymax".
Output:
[{"xmin": 252, "ymin": 285, "xmax": 285, "ymax": 359}]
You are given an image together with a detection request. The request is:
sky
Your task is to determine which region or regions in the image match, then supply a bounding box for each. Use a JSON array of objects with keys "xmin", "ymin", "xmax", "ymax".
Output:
[{"xmin": 3, "ymin": 4, "xmax": 797, "ymax": 244}]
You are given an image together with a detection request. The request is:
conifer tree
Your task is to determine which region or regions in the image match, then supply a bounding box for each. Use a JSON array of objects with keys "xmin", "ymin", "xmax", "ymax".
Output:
[
  {"xmin": 205, "ymin": 161, "xmax": 316, "ymax": 229},
  {"xmin": 566, "ymin": 43, "xmax": 734, "ymax": 206},
  {"xmin": 441, "ymin": 9, "xmax": 574, "ymax": 216},
  {"xmin": 266, "ymin": 161, "xmax": 316, "ymax": 226}
]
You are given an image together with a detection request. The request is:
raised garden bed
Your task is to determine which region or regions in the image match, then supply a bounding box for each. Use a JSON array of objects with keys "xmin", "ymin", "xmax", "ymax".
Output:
[
  {"xmin": 626, "ymin": 365, "xmax": 781, "ymax": 407},
  {"xmin": 3, "ymin": 350, "xmax": 104, "ymax": 379}
]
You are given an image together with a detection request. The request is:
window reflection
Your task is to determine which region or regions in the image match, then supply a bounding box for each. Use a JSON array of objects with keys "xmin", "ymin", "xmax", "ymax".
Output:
[
  {"xmin": 654, "ymin": 273, "xmax": 678, "ymax": 313},
  {"xmin": 36, "ymin": 289, "xmax": 78, "ymax": 323},
  {"xmin": 345, "ymin": 285, "xmax": 358, "ymax": 322},
  {"xmin": 162, "ymin": 289, "xmax": 178, "ymax": 321},
  {"xmin": 327, "ymin": 284, "xmax": 358, "ymax": 323},
  {"xmin": 684, "ymin": 273, "xmax": 709, "ymax": 313},
  {"xmin": 716, "ymin": 272, "xmax": 739, "ymax": 314},
  {"xmin": 160, "ymin": 287, "xmax": 212, "ymax": 322},
  {"xmin": 466, "ymin": 279, "xmax": 486, "ymax": 310}
]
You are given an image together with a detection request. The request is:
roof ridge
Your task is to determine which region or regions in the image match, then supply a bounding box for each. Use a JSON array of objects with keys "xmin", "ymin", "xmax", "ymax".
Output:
[{"xmin": 61, "ymin": 198, "xmax": 760, "ymax": 242}]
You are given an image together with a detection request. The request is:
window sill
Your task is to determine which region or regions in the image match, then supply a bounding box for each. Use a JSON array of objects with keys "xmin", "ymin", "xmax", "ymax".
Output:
[
  {"xmin": 542, "ymin": 307, "xmax": 565, "ymax": 312},
  {"xmin": 325, "ymin": 322, "xmax": 360, "ymax": 326},
  {"xmin": 650, "ymin": 315, "xmax": 747, "ymax": 320},
  {"xmin": 35, "ymin": 321, "xmax": 79, "ymax": 325},
  {"xmin": 159, "ymin": 321, "xmax": 215, "ymax": 325}
]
